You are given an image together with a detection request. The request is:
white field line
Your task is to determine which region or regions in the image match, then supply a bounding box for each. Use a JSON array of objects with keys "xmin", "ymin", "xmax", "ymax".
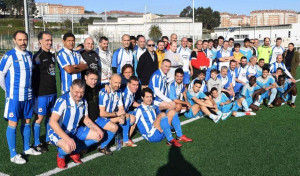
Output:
[
  {"xmin": 296, "ymin": 79, "xmax": 300, "ymax": 83},
  {"xmin": 37, "ymin": 116, "xmax": 201, "ymax": 176},
  {"xmin": 0, "ymin": 172, "xmax": 10, "ymax": 176}
]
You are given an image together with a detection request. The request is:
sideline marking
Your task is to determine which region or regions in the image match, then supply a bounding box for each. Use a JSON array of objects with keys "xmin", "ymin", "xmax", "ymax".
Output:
[{"xmin": 37, "ymin": 117, "xmax": 201, "ymax": 176}]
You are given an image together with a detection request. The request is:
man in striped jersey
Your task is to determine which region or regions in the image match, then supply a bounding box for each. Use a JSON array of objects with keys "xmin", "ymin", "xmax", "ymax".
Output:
[
  {"xmin": 121, "ymin": 76, "xmax": 141, "ymax": 147},
  {"xmin": 270, "ymin": 54, "xmax": 295, "ymax": 82},
  {"xmin": 188, "ymin": 70, "xmax": 208, "ymax": 93},
  {"xmin": 49, "ymin": 79, "xmax": 103, "ymax": 169},
  {"xmin": 96, "ymin": 74, "xmax": 128, "ymax": 155},
  {"xmin": 112, "ymin": 34, "xmax": 133, "ymax": 74},
  {"xmin": 0, "ymin": 31, "xmax": 42, "ymax": 164},
  {"xmin": 134, "ymin": 88, "xmax": 192, "ymax": 147},
  {"xmin": 149, "ymin": 59, "xmax": 176, "ymax": 110},
  {"xmin": 57, "ymin": 33, "xmax": 88, "ymax": 94}
]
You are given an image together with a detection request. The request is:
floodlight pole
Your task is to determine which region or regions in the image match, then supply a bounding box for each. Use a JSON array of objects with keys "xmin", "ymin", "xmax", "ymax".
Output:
[
  {"xmin": 192, "ymin": 0, "xmax": 195, "ymax": 45},
  {"xmin": 24, "ymin": 0, "xmax": 29, "ymax": 35}
]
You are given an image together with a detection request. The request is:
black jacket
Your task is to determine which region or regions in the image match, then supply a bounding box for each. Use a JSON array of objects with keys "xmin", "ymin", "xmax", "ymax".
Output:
[{"xmin": 137, "ymin": 50, "xmax": 158, "ymax": 85}]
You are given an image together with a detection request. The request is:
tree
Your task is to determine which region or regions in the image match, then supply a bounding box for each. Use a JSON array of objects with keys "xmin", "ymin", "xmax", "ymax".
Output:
[
  {"xmin": 148, "ymin": 25, "xmax": 162, "ymax": 42},
  {"xmin": 64, "ymin": 19, "xmax": 72, "ymax": 29},
  {"xmin": 179, "ymin": 6, "xmax": 220, "ymax": 30}
]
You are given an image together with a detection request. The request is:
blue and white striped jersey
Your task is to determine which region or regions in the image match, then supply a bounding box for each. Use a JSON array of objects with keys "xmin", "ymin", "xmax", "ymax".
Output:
[
  {"xmin": 112, "ymin": 47, "xmax": 133, "ymax": 74},
  {"xmin": 216, "ymin": 49, "xmax": 233, "ymax": 70},
  {"xmin": 99, "ymin": 87, "xmax": 123, "ymax": 113},
  {"xmin": 240, "ymin": 83, "xmax": 260, "ymax": 98},
  {"xmin": 57, "ymin": 47, "xmax": 86, "ymax": 94},
  {"xmin": 122, "ymin": 86, "xmax": 135, "ymax": 112},
  {"xmin": 149, "ymin": 69, "xmax": 168, "ymax": 102},
  {"xmin": 0, "ymin": 48, "xmax": 33, "ymax": 101},
  {"xmin": 52, "ymin": 93, "xmax": 88, "ymax": 134},
  {"xmin": 133, "ymin": 104, "xmax": 161, "ymax": 139},
  {"xmin": 269, "ymin": 62, "xmax": 293, "ymax": 79},
  {"xmin": 228, "ymin": 68, "xmax": 238, "ymax": 87},
  {"xmin": 167, "ymin": 80, "xmax": 185, "ymax": 100},
  {"xmin": 188, "ymin": 78, "xmax": 207, "ymax": 93},
  {"xmin": 256, "ymin": 75, "xmax": 275, "ymax": 88},
  {"xmin": 256, "ymin": 65, "xmax": 263, "ymax": 77}
]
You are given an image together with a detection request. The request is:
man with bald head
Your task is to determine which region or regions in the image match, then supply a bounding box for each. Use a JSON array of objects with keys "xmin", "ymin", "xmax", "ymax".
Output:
[
  {"xmin": 112, "ymin": 34, "xmax": 134, "ymax": 74},
  {"xmin": 96, "ymin": 73, "xmax": 135, "ymax": 154},
  {"xmin": 166, "ymin": 33, "xmax": 177, "ymax": 50},
  {"xmin": 165, "ymin": 41, "xmax": 183, "ymax": 83},
  {"xmin": 80, "ymin": 37, "xmax": 100, "ymax": 79}
]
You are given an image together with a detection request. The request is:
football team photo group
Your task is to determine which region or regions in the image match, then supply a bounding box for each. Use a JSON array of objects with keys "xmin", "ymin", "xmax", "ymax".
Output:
[{"xmin": 0, "ymin": 28, "xmax": 299, "ymax": 171}]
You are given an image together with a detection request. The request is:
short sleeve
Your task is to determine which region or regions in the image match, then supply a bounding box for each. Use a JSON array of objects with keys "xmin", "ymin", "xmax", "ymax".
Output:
[
  {"xmin": 52, "ymin": 98, "xmax": 66, "ymax": 116},
  {"xmin": 134, "ymin": 108, "xmax": 142, "ymax": 124},
  {"xmin": 57, "ymin": 52, "xmax": 70, "ymax": 68},
  {"xmin": 117, "ymin": 92, "xmax": 123, "ymax": 106},
  {"xmin": 0, "ymin": 54, "xmax": 12, "ymax": 74},
  {"xmin": 99, "ymin": 91, "xmax": 108, "ymax": 107},
  {"xmin": 167, "ymin": 83, "xmax": 177, "ymax": 100}
]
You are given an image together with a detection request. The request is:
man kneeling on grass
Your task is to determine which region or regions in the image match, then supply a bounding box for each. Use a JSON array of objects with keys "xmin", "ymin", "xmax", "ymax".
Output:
[
  {"xmin": 133, "ymin": 87, "xmax": 192, "ymax": 147},
  {"xmin": 49, "ymin": 79, "xmax": 103, "ymax": 169}
]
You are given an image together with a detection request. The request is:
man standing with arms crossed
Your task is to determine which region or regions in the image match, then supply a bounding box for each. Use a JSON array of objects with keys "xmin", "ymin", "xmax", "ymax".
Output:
[
  {"xmin": 0, "ymin": 31, "xmax": 41, "ymax": 164},
  {"xmin": 96, "ymin": 36, "xmax": 112, "ymax": 85},
  {"xmin": 57, "ymin": 33, "xmax": 88, "ymax": 94},
  {"xmin": 177, "ymin": 37, "xmax": 192, "ymax": 87}
]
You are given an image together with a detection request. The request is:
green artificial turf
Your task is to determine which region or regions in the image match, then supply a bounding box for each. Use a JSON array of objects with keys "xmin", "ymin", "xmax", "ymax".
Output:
[{"xmin": 0, "ymin": 69, "xmax": 299, "ymax": 176}]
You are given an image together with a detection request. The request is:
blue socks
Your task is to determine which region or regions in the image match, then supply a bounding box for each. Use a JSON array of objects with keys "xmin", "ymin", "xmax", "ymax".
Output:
[
  {"xmin": 171, "ymin": 113, "xmax": 183, "ymax": 138},
  {"xmin": 121, "ymin": 118, "xmax": 130, "ymax": 143},
  {"xmin": 33, "ymin": 123, "xmax": 41, "ymax": 146},
  {"xmin": 242, "ymin": 99, "xmax": 249, "ymax": 111},
  {"xmin": 160, "ymin": 116, "xmax": 173, "ymax": 141},
  {"xmin": 45, "ymin": 117, "xmax": 50, "ymax": 142},
  {"xmin": 100, "ymin": 131, "xmax": 115, "ymax": 149},
  {"xmin": 21, "ymin": 123, "xmax": 31, "ymax": 151},
  {"xmin": 84, "ymin": 139, "xmax": 98, "ymax": 148},
  {"xmin": 6, "ymin": 125, "xmax": 17, "ymax": 158},
  {"xmin": 58, "ymin": 147, "xmax": 68, "ymax": 159}
]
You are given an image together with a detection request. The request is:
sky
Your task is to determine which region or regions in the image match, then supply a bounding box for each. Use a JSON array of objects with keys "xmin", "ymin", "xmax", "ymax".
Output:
[{"xmin": 36, "ymin": 0, "xmax": 300, "ymax": 15}]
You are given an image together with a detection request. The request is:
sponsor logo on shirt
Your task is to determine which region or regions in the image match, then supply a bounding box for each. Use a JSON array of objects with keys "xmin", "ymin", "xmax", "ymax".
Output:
[
  {"xmin": 38, "ymin": 108, "xmax": 43, "ymax": 113},
  {"xmin": 9, "ymin": 112, "xmax": 14, "ymax": 117}
]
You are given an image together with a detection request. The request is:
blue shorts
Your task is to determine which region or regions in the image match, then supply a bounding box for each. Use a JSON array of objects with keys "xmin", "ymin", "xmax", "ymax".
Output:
[
  {"xmin": 34, "ymin": 94, "xmax": 57, "ymax": 116},
  {"xmin": 259, "ymin": 90, "xmax": 270, "ymax": 102},
  {"xmin": 4, "ymin": 98, "xmax": 33, "ymax": 122},
  {"xmin": 234, "ymin": 83, "xmax": 244, "ymax": 94},
  {"xmin": 232, "ymin": 97, "xmax": 252, "ymax": 112},
  {"xmin": 219, "ymin": 103, "xmax": 233, "ymax": 113},
  {"xmin": 183, "ymin": 72, "xmax": 190, "ymax": 85},
  {"xmin": 280, "ymin": 93, "xmax": 291, "ymax": 102},
  {"xmin": 48, "ymin": 126, "xmax": 90, "ymax": 146},
  {"xmin": 184, "ymin": 108, "xmax": 203, "ymax": 119},
  {"xmin": 143, "ymin": 127, "xmax": 165, "ymax": 143},
  {"xmin": 95, "ymin": 117, "xmax": 110, "ymax": 128}
]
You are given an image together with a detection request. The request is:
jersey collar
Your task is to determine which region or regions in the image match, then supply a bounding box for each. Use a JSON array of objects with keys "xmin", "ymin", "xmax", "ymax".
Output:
[
  {"xmin": 14, "ymin": 47, "xmax": 27, "ymax": 55},
  {"xmin": 63, "ymin": 47, "xmax": 74, "ymax": 54}
]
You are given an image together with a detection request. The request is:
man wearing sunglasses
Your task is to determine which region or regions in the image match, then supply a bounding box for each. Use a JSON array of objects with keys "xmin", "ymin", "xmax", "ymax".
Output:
[{"xmin": 136, "ymin": 40, "xmax": 158, "ymax": 89}]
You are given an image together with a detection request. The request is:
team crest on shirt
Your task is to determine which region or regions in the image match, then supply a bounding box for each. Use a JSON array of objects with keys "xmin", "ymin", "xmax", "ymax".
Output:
[
  {"xmin": 9, "ymin": 112, "xmax": 14, "ymax": 118},
  {"xmin": 38, "ymin": 108, "xmax": 43, "ymax": 113}
]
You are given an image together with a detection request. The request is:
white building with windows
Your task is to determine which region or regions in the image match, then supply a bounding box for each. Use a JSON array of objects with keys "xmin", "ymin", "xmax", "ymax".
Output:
[
  {"xmin": 88, "ymin": 13, "xmax": 202, "ymax": 42},
  {"xmin": 212, "ymin": 23, "xmax": 300, "ymax": 47}
]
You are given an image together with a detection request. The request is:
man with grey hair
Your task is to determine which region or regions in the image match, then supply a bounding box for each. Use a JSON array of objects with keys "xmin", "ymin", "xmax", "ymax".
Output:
[
  {"xmin": 165, "ymin": 41, "xmax": 183, "ymax": 83},
  {"xmin": 80, "ymin": 37, "xmax": 100, "ymax": 79},
  {"xmin": 137, "ymin": 39, "xmax": 158, "ymax": 88},
  {"xmin": 177, "ymin": 37, "xmax": 192, "ymax": 87},
  {"xmin": 217, "ymin": 66, "xmax": 235, "ymax": 98},
  {"xmin": 166, "ymin": 33, "xmax": 177, "ymax": 50},
  {"xmin": 112, "ymin": 34, "xmax": 133, "ymax": 74},
  {"xmin": 49, "ymin": 79, "xmax": 103, "ymax": 168}
]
